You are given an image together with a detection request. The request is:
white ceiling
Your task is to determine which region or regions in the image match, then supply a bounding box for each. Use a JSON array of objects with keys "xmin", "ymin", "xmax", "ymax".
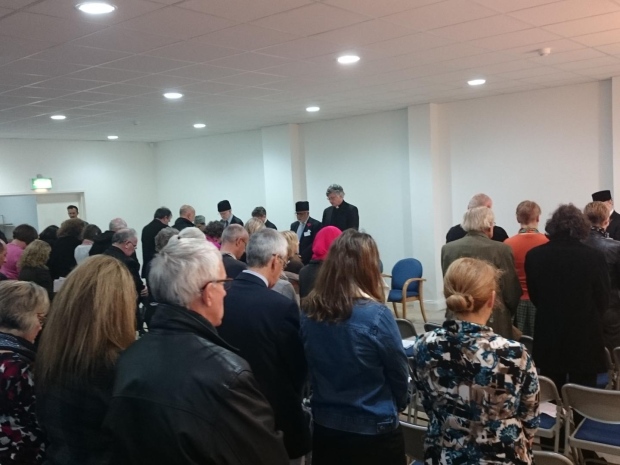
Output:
[{"xmin": 1, "ymin": 0, "xmax": 620, "ymax": 142}]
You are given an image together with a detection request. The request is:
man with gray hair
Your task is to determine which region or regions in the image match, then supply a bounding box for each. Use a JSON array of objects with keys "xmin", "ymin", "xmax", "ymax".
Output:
[
  {"xmin": 322, "ymin": 184, "xmax": 359, "ymax": 231},
  {"xmin": 218, "ymin": 229, "xmax": 310, "ymax": 462},
  {"xmin": 172, "ymin": 204, "xmax": 195, "ymax": 232},
  {"xmin": 446, "ymin": 193, "xmax": 509, "ymax": 243},
  {"xmin": 89, "ymin": 217, "xmax": 128, "ymax": 256},
  {"xmin": 441, "ymin": 206, "xmax": 521, "ymax": 339},
  {"xmin": 103, "ymin": 228, "xmax": 146, "ymax": 299},
  {"xmin": 220, "ymin": 224, "xmax": 249, "ymax": 278},
  {"xmin": 105, "ymin": 237, "xmax": 289, "ymax": 464}
]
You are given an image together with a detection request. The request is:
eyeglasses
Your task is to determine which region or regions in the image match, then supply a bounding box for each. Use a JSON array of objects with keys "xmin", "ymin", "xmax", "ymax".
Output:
[
  {"xmin": 272, "ymin": 254, "xmax": 289, "ymax": 267},
  {"xmin": 200, "ymin": 278, "xmax": 233, "ymax": 292},
  {"xmin": 125, "ymin": 241, "xmax": 137, "ymax": 248}
]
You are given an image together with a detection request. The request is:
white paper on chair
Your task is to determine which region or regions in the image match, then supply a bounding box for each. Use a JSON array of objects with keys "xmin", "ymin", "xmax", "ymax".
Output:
[
  {"xmin": 402, "ymin": 339, "xmax": 415, "ymax": 349},
  {"xmin": 539, "ymin": 401, "xmax": 557, "ymax": 418}
]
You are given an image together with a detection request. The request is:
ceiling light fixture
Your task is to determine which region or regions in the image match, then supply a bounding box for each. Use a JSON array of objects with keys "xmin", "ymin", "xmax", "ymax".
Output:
[
  {"xmin": 76, "ymin": 2, "xmax": 116, "ymax": 14},
  {"xmin": 337, "ymin": 55, "xmax": 360, "ymax": 64},
  {"xmin": 50, "ymin": 115, "xmax": 66, "ymax": 120},
  {"xmin": 306, "ymin": 106, "xmax": 320, "ymax": 112},
  {"xmin": 193, "ymin": 123, "xmax": 206, "ymax": 128},
  {"xmin": 107, "ymin": 135, "xmax": 118, "ymax": 140},
  {"xmin": 163, "ymin": 92, "xmax": 183, "ymax": 99},
  {"xmin": 467, "ymin": 78, "xmax": 486, "ymax": 86}
]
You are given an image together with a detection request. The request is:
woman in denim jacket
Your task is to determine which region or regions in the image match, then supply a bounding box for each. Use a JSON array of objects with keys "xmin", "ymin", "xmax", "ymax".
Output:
[{"xmin": 300, "ymin": 230, "xmax": 409, "ymax": 465}]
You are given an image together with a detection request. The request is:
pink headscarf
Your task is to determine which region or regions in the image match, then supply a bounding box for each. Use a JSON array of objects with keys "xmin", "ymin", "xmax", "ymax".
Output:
[{"xmin": 311, "ymin": 226, "xmax": 341, "ymax": 261}]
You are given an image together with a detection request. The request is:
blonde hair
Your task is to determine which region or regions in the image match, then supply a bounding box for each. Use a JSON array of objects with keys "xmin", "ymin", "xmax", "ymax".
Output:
[
  {"xmin": 244, "ymin": 217, "xmax": 265, "ymax": 236},
  {"xmin": 584, "ymin": 201, "xmax": 609, "ymax": 227},
  {"xmin": 516, "ymin": 201, "xmax": 541, "ymax": 225},
  {"xmin": 444, "ymin": 258, "xmax": 498, "ymax": 314},
  {"xmin": 461, "ymin": 206, "xmax": 494, "ymax": 233},
  {"xmin": 36, "ymin": 255, "xmax": 137, "ymax": 389},
  {"xmin": 281, "ymin": 230, "xmax": 299, "ymax": 258},
  {"xmin": 0, "ymin": 281, "xmax": 49, "ymax": 334},
  {"xmin": 18, "ymin": 239, "xmax": 51, "ymax": 270}
]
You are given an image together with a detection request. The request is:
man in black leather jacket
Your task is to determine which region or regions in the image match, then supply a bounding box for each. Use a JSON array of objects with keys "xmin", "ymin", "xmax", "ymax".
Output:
[{"xmin": 104, "ymin": 236, "xmax": 289, "ymax": 465}]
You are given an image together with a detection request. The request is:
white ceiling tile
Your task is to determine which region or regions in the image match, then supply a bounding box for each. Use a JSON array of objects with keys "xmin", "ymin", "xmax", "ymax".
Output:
[
  {"xmin": 361, "ymin": 33, "xmax": 456, "ymax": 59},
  {"xmin": 28, "ymin": 0, "xmax": 165, "ymax": 23},
  {"xmin": 572, "ymin": 29, "xmax": 620, "ymax": 47},
  {"xmin": 29, "ymin": 45, "xmax": 131, "ymax": 66},
  {"xmin": 543, "ymin": 11, "xmax": 620, "ymax": 37},
  {"xmin": 56, "ymin": 91, "xmax": 121, "ymax": 102},
  {"xmin": 118, "ymin": 6, "xmax": 237, "ymax": 40},
  {"xmin": 144, "ymin": 40, "xmax": 239, "ymax": 62},
  {"xmin": 251, "ymin": 3, "xmax": 370, "ymax": 36},
  {"xmin": 172, "ymin": 81, "xmax": 243, "ymax": 94},
  {"xmin": 218, "ymin": 87, "xmax": 283, "ymax": 98},
  {"xmin": 0, "ymin": 59, "xmax": 86, "ymax": 77},
  {"xmin": 431, "ymin": 15, "xmax": 533, "ymax": 42},
  {"xmin": 86, "ymin": 83, "xmax": 158, "ymax": 96},
  {"xmin": 322, "ymin": 0, "xmax": 443, "ymax": 18},
  {"xmin": 256, "ymin": 37, "xmax": 347, "ymax": 59},
  {"xmin": 381, "ymin": 0, "xmax": 497, "ymax": 31},
  {"xmin": 160, "ymin": 64, "xmax": 242, "ymax": 80},
  {"xmin": 442, "ymin": 51, "xmax": 521, "ymax": 70},
  {"xmin": 71, "ymin": 27, "xmax": 180, "ymax": 53},
  {"xmin": 519, "ymin": 70, "xmax": 589, "ymax": 83},
  {"xmin": 0, "ymin": 12, "xmax": 105, "ymax": 43},
  {"xmin": 0, "ymin": 87, "xmax": 74, "ymax": 99},
  {"xmin": 2, "ymin": 0, "xmax": 41, "ymax": 9},
  {"xmin": 468, "ymin": 28, "xmax": 563, "ymax": 51},
  {"xmin": 122, "ymin": 74, "xmax": 202, "ymax": 88},
  {"xmin": 552, "ymin": 55, "xmax": 620, "ymax": 71},
  {"xmin": 575, "ymin": 63, "xmax": 620, "ymax": 78},
  {"xmin": 596, "ymin": 42, "xmax": 620, "ymax": 55},
  {"xmin": 105, "ymin": 55, "xmax": 193, "ymax": 73},
  {"xmin": 68, "ymin": 67, "xmax": 147, "ymax": 82},
  {"xmin": 502, "ymin": 38, "xmax": 586, "ymax": 56},
  {"xmin": 495, "ymin": 66, "xmax": 560, "ymax": 80},
  {"xmin": 210, "ymin": 72, "xmax": 286, "ymax": 86},
  {"xmin": 470, "ymin": 0, "xmax": 563, "ymax": 13},
  {"xmin": 529, "ymin": 47, "xmax": 605, "ymax": 64},
  {"xmin": 196, "ymin": 24, "xmax": 300, "ymax": 51},
  {"xmin": 206, "ymin": 52, "xmax": 291, "ymax": 71},
  {"xmin": 179, "ymin": 0, "xmax": 312, "ymax": 22},
  {"xmin": 311, "ymin": 20, "xmax": 416, "ymax": 47},
  {"xmin": 0, "ymin": 35, "xmax": 53, "ymax": 60},
  {"xmin": 509, "ymin": 0, "xmax": 620, "ymax": 27},
  {"xmin": 34, "ymin": 77, "xmax": 109, "ymax": 91}
]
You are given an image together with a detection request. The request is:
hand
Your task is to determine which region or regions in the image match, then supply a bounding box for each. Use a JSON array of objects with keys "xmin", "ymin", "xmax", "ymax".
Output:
[{"xmin": 140, "ymin": 286, "xmax": 149, "ymax": 297}]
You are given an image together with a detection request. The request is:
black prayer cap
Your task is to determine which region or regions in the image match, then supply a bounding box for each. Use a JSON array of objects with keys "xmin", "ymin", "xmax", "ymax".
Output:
[
  {"xmin": 217, "ymin": 200, "xmax": 231, "ymax": 212},
  {"xmin": 592, "ymin": 190, "xmax": 612, "ymax": 202},
  {"xmin": 295, "ymin": 201, "xmax": 309, "ymax": 212}
]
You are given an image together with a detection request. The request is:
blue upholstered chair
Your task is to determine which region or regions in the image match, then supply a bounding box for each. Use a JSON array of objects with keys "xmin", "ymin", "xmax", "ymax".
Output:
[
  {"xmin": 536, "ymin": 376, "xmax": 565, "ymax": 453},
  {"xmin": 614, "ymin": 347, "xmax": 620, "ymax": 390},
  {"xmin": 562, "ymin": 383, "xmax": 620, "ymax": 464},
  {"xmin": 384, "ymin": 258, "xmax": 427, "ymax": 322},
  {"xmin": 400, "ymin": 421, "xmax": 426, "ymax": 465},
  {"xmin": 596, "ymin": 347, "xmax": 614, "ymax": 390},
  {"xmin": 533, "ymin": 451, "xmax": 574, "ymax": 465}
]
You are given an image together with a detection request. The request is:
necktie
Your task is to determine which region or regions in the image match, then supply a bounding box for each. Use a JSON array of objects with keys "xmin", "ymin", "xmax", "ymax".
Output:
[{"xmin": 296, "ymin": 222, "xmax": 305, "ymax": 241}]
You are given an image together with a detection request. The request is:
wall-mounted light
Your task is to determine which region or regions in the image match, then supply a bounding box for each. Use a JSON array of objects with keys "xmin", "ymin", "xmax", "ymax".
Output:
[{"xmin": 31, "ymin": 175, "xmax": 52, "ymax": 191}]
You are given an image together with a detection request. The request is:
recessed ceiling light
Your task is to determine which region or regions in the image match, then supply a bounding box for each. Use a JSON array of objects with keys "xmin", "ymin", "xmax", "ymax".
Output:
[
  {"xmin": 467, "ymin": 78, "xmax": 486, "ymax": 86},
  {"xmin": 337, "ymin": 55, "xmax": 360, "ymax": 64},
  {"xmin": 107, "ymin": 135, "xmax": 118, "ymax": 140},
  {"xmin": 76, "ymin": 2, "xmax": 116, "ymax": 14},
  {"xmin": 50, "ymin": 115, "xmax": 66, "ymax": 120},
  {"xmin": 306, "ymin": 106, "xmax": 320, "ymax": 112},
  {"xmin": 193, "ymin": 123, "xmax": 206, "ymax": 129},
  {"xmin": 163, "ymin": 92, "xmax": 183, "ymax": 99}
]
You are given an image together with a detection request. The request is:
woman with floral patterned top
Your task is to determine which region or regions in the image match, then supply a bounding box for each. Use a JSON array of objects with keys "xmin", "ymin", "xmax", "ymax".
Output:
[
  {"xmin": 411, "ymin": 257, "xmax": 539, "ymax": 465},
  {"xmin": 0, "ymin": 281, "xmax": 49, "ymax": 464}
]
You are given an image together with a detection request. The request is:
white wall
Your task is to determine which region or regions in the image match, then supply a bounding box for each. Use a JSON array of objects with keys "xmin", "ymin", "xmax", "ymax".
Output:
[{"xmin": 154, "ymin": 131, "xmax": 265, "ymax": 225}]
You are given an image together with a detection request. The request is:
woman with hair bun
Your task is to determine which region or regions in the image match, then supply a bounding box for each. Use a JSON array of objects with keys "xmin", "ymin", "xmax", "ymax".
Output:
[{"xmin": 411, "ymin": 257, "xmax": 540, "ymax": 465}]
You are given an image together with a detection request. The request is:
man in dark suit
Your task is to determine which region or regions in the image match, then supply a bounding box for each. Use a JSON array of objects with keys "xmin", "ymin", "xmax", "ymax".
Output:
[
  {"xmin": 252, "ymin": 206, "xmax": 277, "ymax": 230},
  {"xmin": 220, "ymin": 224, "xmax": 249, "ymax": 278},
  {"xmin": 592, "ymin": 189, "xmax": 620, "ymax": 240},
  {"xmin": 322, "ymin": 184, "xmax": 359, "ymax": 231},
  {"xmin": 290, "ymin": 201, "xmax": 322, "ymax": 265},
  {"xmin": 446, "ymin": 193, "xmax": 508, "ymax": 243},
  {"xmin": 218, "ymin": 229, "xmax": 310, "ymax": 461},
  {"xmin": 218, "ymin": 200, "xmax": 244, "ymax": 227},
  {"xmin": 140, "ymin": 207, "xmax": 171, "ymax": 278},
  {"xmin": 172, "ymin": 204, "xmax": 195, "ymax": 231}
]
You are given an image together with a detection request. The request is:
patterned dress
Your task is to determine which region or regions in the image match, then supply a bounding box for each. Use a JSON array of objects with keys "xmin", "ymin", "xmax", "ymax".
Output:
[{"xmin": 411, "ymin": 320, "xmax": 539, "ymax": 465}]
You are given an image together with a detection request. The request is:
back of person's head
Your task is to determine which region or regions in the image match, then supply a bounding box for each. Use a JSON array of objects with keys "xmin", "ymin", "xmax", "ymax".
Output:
[
  {"xmin": 179, "ymin": 204, "xmax": 194, "ymax": 218},
  {"xmin": 303, "ymin": 230, "xmax": 384, "ymax": 322},
  {"xmin": 36, "ymin": 255, "xmax": 136, "ymax": 389},
  {"xmin": 154, "ymin": 227, "xmax": 178, "ymax": 253},
  {"xmin": 311, "ymin": 226, "xmax": 342, "ymax": 261},
  {"xmin": 109, "ymin": 218, "xmax": 127, "ymax": 232},
  {"xmin": 584, "ymin": 201, "xmax": 608, "ymax": 227},
  {"xmin": 81, "ymin": 224, "xmax": 102, "ymax": 242},
  {"xmin": 149, "ymin": 236, "xmax": 221, "ymax": 308},
  {"xmin": 221, "ymin": 224, "xmax": 247, "ymax": 245},
  {"xmin": 0, "ymin": 280, "xmax": 49, "ymax": 337},
  {"xmin": 546, "ymin": 203, "xmax": 589, "ymax": 240},
  {"xmin": 246, "ymin": 228, "xmax": 287, "ymax": 268},
  {"xmin": 18, "ymin": 239, "xmax": 51, "ymax": 270},
  {"xmin": 281, "ymin": 230, "xmax": 299, "ymax": 258},
  {"xmin": 516, "ymin": 200, "xmax": 541, "ymax": 225},
  {"xmin": 154, "ymin": 207, "xmax": 172, "ymax": 220},
  {"xmin": 461, "ymin": 206, "xmax": 494, "ymax": 233},
  {"xmin": 467, "ymin": 193, "xmax": 492, "ymax": 209},
  {"xmin": 444, "ymin": 258, "xmax": 499, "ymax": 315},
  {"xmin": 178, "ymin": 227, "xmax": 204, "ymax": 240},
  {"xmin": 204, "ymin": 221, "xmax": 224, "ymax": 239},
  {"xmin": 58, "ymin": 218, "xmax": 86, "ymax": 238},
  {"xmin": 251, "ymin": 206, "xmax": 267, "ymax": 218},
  {"xmin": 12, "ymin": 224, "xmax": 38, "ymax": 245},
  {"xmin": 39, "ymin": 225, "xmax": 59, "ymax": 243},
  {"xmin": 244, "ymin": 217, "xmax": 265, "ymax": 236},
  {"xmin": 112, "ymin": 228, "xmax": 137, "ymax": 244}
]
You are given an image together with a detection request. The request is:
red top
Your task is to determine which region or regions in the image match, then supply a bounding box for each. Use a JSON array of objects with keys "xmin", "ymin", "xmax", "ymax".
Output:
[{"xmin": 505, "ymin": 232, "xmax": 549, "ymax": 300}]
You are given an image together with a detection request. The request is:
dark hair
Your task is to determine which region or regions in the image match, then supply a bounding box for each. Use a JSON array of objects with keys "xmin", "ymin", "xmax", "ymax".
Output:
[
  {"xmin": 39, "ymin": 225, "xmax": 59, "ymax": 243},
  {"xmin": 252, "ymin": 206, "xmax": 266, "ymax": 218},
  {"xmin": 545, "ymin": 203, "xmax": 589, "ymax": 240},
  {"xmin": 154, "ymin": 207, "xmax": 172, "ymax": 220},
  {"xmin": 204, "ymin": 221, "xmax": 224, "ymax": 239},
  {"xmin": 67, "ymin": 205, "xmax": 78, "ymax": 213},
  {"xmin": 302, "ymin": 230, "xmax": 384, "ymax": 322},
  {"xmin": 57, "ymin": 218, "xmax": 86, "ymax": 238},
  {"xmin": 81, "ymin": 224, "xmax": 102, "ymax": 242},
  {"xmin": 12, "ymin": 224, "xmax": 38, "ymax": 244}
]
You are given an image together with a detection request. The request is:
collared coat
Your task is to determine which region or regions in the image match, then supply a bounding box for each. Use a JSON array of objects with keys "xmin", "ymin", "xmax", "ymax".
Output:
[{"xmin": 290, "ymin": 217, "xmax": 322, "ymax": 265}]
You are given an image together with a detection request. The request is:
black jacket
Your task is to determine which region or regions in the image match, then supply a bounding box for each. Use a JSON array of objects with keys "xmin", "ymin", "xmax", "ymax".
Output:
[
  {"xmin": 322, "ymin": 200, "xmax": 358, "ymax": 231},
  {"xmin": 19, "ymin": 266, "xmax": 53, "ymax": 301},
  {"xmin": 222, "ymin": 253, "xmax": 247, "ymax": 279},
  {"xmin": 220, "ymin": 215, "xmax": 244, "ymax": 227},
  {"xmin": 525, "ymin": 237, "xmax": 609, "ymax": 374},
  {"xmin": 218, "ymin": 273, "xmax": 310, "ymax": 459},
  {"xmin": 104, "ymin": 304, "xmax": 289, "ymax": 465},
  {"xmin": 445, "ymin": 224, "xmax": 509, "ymax": 243},
  {"xmin": 140, "ymin": 219, "xmax": 168, "ymax": 278},
  {"xmin": 607, "ymin": 210, "xmax": 620, "ymax": 241},
  {"xmin": 103, "ymin": 246, "xmax": 144, "ymax": 296},
  {"xmin": 290, "ymin": 217, "xmax": 322, "ymax": 265},
  {"xmin": 89, "ymin": 230, "xmax": 114, "ymax": 256},
  {"xmin": 48, "ymin": 236, "xmax": 81, "ymax": 279},
  {"xmin": 172, "ymin": 217, "xmax": 194, "ymax": 231},
  {"xmin": 299, "ymin": 260, "xmax": 322, "ymax": 298},
  {"xmin": 583, "ymin": 229, "xmax": 620, "ymax": 351}
]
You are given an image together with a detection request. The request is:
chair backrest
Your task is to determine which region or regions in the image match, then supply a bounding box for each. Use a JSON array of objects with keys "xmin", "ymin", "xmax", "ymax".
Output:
[
  {"xmin": 614, "ymin": 347, "xmax": 620, "ymax": 390},
  {"xmin": 539, "ymin": 375, "xmax": 561, "ymax": 404},
  {"xmin": 391, "ymin": 259, "xmax": 423, "ymax": 292},
  {"xmin": 424, "ymin": 322, "xmax": 441, "ymax": 332},
  {"xmin": 562, "ymin": 383, "xmax": 620, "ymax": 423},
  {"xmin": 519, "ymin": 335, "xmax": 534, "ymax": 354},
  {"xmin": 396, "ymin": 318, "xmax": 417, "ymax": 339},
  {"xmin": 400, "ymin": 421, "xmax": 426, "ymax": 462},
  {"xmin": 533, "ymin": 451, "xmax": 574, "ymax": 465}
]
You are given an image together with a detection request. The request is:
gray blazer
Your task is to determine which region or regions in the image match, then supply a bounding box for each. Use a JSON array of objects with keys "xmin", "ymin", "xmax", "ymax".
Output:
[{"xmin": 441, "ymin": 231, "xmax": 522, "ymax": 339}]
